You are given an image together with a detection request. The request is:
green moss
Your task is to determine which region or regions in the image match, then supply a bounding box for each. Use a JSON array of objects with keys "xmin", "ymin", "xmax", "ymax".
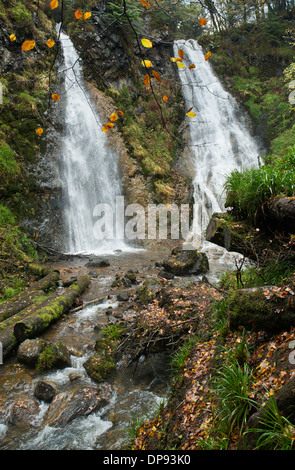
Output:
[
  {"xmin": 83, "ymin": 352, "xmax": 115, "ymax": 383},
  {"xmin": 10, "ymin": 1, "xmax": 31, "ymax": 22},
  {"xmin": 0, "ymin": 205, "xmax": 16, "ymax": 225},
  {"xmin": 0, "ymin": 143, "xmax": 20, "ymax": 176}
]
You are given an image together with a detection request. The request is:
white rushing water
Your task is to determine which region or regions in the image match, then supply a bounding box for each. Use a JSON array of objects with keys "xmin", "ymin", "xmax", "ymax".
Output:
[
  {"xmin": 174, "ymin": 39, "xmax": 262, "ymax": 248},
  {"xmin": 59, "ymin": 31, "xmax": 131, "ymax": 255}
]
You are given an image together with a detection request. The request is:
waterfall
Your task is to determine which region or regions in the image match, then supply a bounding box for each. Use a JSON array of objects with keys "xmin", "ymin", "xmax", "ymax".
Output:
[
  {"xmin": 174, "ymin": 39, "xmax": 262, "ymax": 248},
  {"xmin": 59, "ymin": 32, "xmax": 129, "ymax": 255}
]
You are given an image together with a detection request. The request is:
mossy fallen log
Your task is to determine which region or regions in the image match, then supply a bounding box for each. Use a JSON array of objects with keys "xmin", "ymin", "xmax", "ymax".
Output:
[
  {"xmin": 228, "ymin": 287, "xmax": 295, "ymax": 332},
  {"xmin": 14, "ymin": 275, "xmax": 90, "ymax": 343},
  {"xmin": 0, "ymin": 270, "xmax": 60, "ymax": 323},
  {"xmin": 0, "ymin": 292, "xmax": 62, "ymax": 357}
]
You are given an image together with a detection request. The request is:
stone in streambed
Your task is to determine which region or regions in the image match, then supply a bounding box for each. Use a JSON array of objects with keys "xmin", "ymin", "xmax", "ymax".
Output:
[
  {"xmin": 162, "ymin": 245, "xmax": 209, "ymax": 276},
  {"xmin": 34, "ymin": 380, "xmax": 57, "ymax": 403},
  {"xmin": 86, "ymin": 258, "xmax": 110, "ymax": 268},
  {"xmin": 17, "ymin": 338, "xmax": 47, "ymax": 367},
  {"xmin": 42, "ymin": 384, "xmax": 113, "ymax": 427}
]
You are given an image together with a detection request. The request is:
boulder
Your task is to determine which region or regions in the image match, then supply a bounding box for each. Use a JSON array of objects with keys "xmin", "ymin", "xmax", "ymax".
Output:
[
  {"xmin": 162, "ymin": 245, "xmax": 209, "ymax": 276},
  {"xmin": 17, "ymin": 339, "xmax": 47, "ymax": 367},
  {"xmin": 42, "ymin": 385, "xmax": 113, "ymax": 427},
  {"xmin": 34, "ymin": 380, "xmax": 57, "ymax": 403},
  {"xmin": 8, "ymin": 397, "xmax": 40, "ymax": 429},
  {"xmin": 86, "ymin": 259, "xmax": 110, "ymax": 268}
]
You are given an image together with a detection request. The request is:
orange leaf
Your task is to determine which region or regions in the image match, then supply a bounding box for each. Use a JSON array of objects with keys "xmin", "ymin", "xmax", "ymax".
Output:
[
  {"xmin": 188, "ymin": 64, "xmax": 196, "ymax": 70},
  {"xmin": 199, "ymin": 17, "xmax": 207, "ymax": 25},
  {"xmin": 52, "ymin": 93, "xmax": 60, "ymax": 102},
  {"xmin": 106, "ymin": 122, "xmax": 114, "ymax": 129},
  {"xmin": 178, "ymin": 49, "xmax": 184, "ymax": 59},
  {"xmin": 102, "ymin": 126, "xmax": 108, "ymax": 133},
  {"xmin": 117, "ymin": 110, "xmax": 124, "ymax": 116},
  {"xmin": 46, "ymin": 38, "xmax": 55, "ymax": 48},
  {"xmin": 152, "ymin": 70, "xmax": 161, "ymax": 83},
  {"xmin": 110, "ymin": 112, "xmax": 118, "ymax": 122},
  {"xmin": 186, "ymin": 107, "xmax": 194, "ymax": 113},
  {"xmin": 84, "ymin": 12, "xmax": 92, "ymax": 20},
  {"xmin": 36, "ymin": 128, "xmax": 44, "ymax": 136},
  {"xmin": 139, "ymin": 0, "xmax": 151, "ymax": 8},
  {"xmin": 163, "ymin": 95, "xmax": 168, "ymax": 102},
  {"xmin": 75, "ymin": 10, "xmax": 83, "ymax": 19},
  {"xmin": 144, "ymin": 74, "xmax": 150, "ymax": 86},
  {"xmin": 205, "ymin": 51, "xmax": 211, "ymax": 61},
  {"xmin": 50, "ymin": 0, "xmax": 58, "ymax": 9},
  {"xmin": 21, "ymin": 40, "xmax": 36, "ymax": 51}
]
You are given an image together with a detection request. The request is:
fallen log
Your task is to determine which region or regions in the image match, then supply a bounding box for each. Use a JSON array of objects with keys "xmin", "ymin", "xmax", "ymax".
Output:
[
  {"xmin": 0, "ymin": 291, "xmax": 62, "ymax": 357},
  {"xmin": 0, "ymin": 270, "xmax": 60, "ymax": 323},
  {"xmin": 228, "ymin": 285, "xmax": 295, "ymax": 332},
  {"xmin": 14, "ymin": 275, "xmax": 90, "ymax": 343}
]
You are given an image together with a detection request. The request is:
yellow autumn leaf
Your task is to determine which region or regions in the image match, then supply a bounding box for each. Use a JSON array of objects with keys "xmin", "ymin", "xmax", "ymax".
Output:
[
  {"xmin": 47, "ymin": 38, "xmax": 55, "ymax": 48},
  {"xmin": 199, "ymin": 17, "xmax": 207, "ymax": 25},
  {"xmin": 139, "ymin": 0, "xmax": 151, "ymax": 8},
  {"xmin": 21, "ymin": 40, "xmax": 36, "ymax": 51},
  {"xmin": 50, "ymin": 0, "xmax": 58, "ymax": 9},
  {"xmin": 110, "ymin": 112, "xmax": 118, "ymax": 122},
  {"xmin": 106, "ymin": 122, "xmax": 114, "ymax": 129},
  {"xmin": 163, "ymin": 95, "xmax": 168, "ymax": 102},
  {"xmin": 144, "ymin": 74, "xmax": 150, "ymax": 86},
  {"xmin": 75, "ymin": 10, "xmax": 83, "ymax": 19},
  {"xmin": 177, "ymin": 62, "xmax": 185, "ymax": 69},
  {"xmin": 102, "ymin": 126, "xmax": 108, "ymax": 133},
  {"xmin": 152, "ymin": 70, "xmax": 161, "ymax": 82},
  {"xmin": 205, "ymin": 51, "xmax": 211, "ymax": 61},
  {"xmin": 170, "ymin": 57, "xmax": 177, "ymax": 62},
  {"xmin": 52, "ymin": 93, "xmax": 60, "ymax": 101},
  {"xmin": 141, "ymin": 38, "xmax": 152, "ymax": 48},
  {"xmin": 36, "ymin": 128, "xmax": 44, "ymax": 136},
  {"xmin": 141, "ymin": 59, "xmax": 153, "ymax": 68},
  {"xmin": 84, "ymin": 12, "xmax": 92, "ymax": 19},
  {"xmin": 186, "ymin": 111, "xmax": 196, "ymax": 117},
  {"xmin": 9, "ymin": 34, "xmax": 16, "ymax": 42}
]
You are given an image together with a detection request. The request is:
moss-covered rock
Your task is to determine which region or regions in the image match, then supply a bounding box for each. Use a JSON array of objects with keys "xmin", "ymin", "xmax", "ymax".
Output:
[
  {"xmin": 83, "ymin": 352, "xmax": 116, "ymax": 384},
  {"xmin": 228, "ymin": 288, "xmax": 295, "ymax": 332},
  {"xmin": 162, "ymin": 245, "xmax": 209, "ymax": 276},
  {"xmin": 206, "ymin": 212, "xmax": 249, "ymax": 254}
]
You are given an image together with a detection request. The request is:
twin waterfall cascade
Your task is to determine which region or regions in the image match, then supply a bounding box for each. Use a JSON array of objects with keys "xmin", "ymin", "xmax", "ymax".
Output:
[
  {"xmin": 174, "ymin": 39, "xmax": 261, "ymax": 248},
  {"xmin": 59, "ymin": 31, "xmax": 128, "ymax": 255},
  {"xmin": 59, "ymin": 33, "xmax": 261, "ymax": 255}
]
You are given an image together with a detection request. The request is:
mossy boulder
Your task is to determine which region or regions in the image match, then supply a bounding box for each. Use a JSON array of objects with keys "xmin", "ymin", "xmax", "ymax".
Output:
[
  {"xmin": 83, "ymin": 337, "xmax": 117, "ymax": 383},
  {"xmin": 162, "ymin": 245, "xmax": 209, "ymax": 276},
  {"xmin": 206, "ymin": 212, "xmax": 248, "ymax": 254},
  {"xmin": 138, "ymin": 279, "xmax": 160, "ymax": 304},
  {"xmin": 228, "ymin": 288, "xmax": 295, "ymax": 332},
  {"xmin": 83, "ymin": 353, "xmax": 116, "ymax": 383}
]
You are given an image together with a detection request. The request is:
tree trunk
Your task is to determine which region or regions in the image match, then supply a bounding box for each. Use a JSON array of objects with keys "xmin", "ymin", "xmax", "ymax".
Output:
[
  {"xmin": 0, "ymin": 270, "xmax": 60, "ymax": 323},
  {"xmin": 13, "ymin": 276, "xmax": 90, "ymax": 343}
]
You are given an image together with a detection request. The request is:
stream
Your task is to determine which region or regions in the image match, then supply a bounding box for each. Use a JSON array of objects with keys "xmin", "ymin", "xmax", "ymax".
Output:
[{"xmin": 0, "ymin": 244, "xmax": 249, "ymax": 450}]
